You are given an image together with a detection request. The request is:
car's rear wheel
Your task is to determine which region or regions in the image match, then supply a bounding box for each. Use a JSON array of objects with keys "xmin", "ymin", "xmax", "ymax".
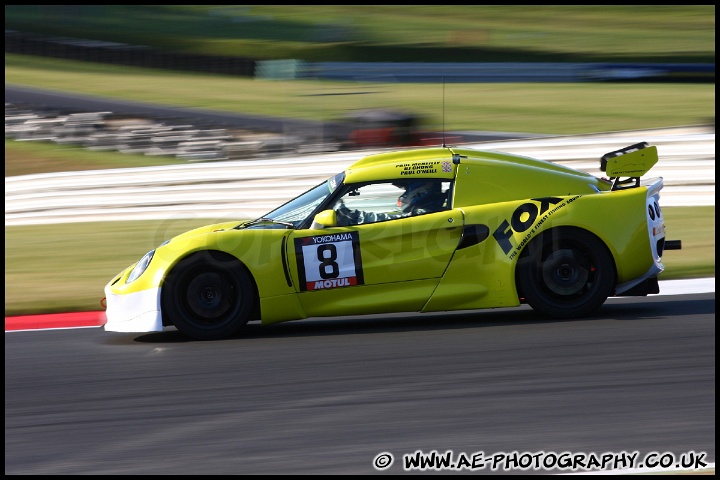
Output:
[
  {"xmin": 516, "ymin": 228, "xmax": 615, "ymax": 319},
  {"xmin": 161, "ymin": 251, "xmax": 255, "ymax": 340}
]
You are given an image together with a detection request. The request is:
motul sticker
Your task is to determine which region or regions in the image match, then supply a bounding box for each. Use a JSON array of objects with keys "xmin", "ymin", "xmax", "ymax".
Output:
[{"xmin": 294, "ymin": 232, "xmax": 364, "ymax": 291}]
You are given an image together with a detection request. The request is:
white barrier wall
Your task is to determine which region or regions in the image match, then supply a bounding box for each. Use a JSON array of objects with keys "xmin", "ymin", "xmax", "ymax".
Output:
[{"xmin": 5, "ymin": 127, "xmax": 714, "ymax": 226}]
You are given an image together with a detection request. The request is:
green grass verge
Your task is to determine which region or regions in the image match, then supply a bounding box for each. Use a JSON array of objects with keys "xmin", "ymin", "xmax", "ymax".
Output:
[
  {"xmin": 5, "ymin": 55, "xmax": 716, "ymax": 135},
  {"xmin": 5, "ymin": 139, "xmax": 188, "ymax": 177},
  {"xmin": 660, "ymin": 207, "xmax": 716, "ymax": 279},
  {"xmin": 5, "ymin": 6, "xmax": 715, "ymax": 63},
  {"xmin": 4, "ymin": 207, "xmax": 714, "ymax": 317}
]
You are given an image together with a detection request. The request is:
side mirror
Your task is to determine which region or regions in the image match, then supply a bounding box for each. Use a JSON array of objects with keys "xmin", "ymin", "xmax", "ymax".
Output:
[{"xmin": 311, "ymin": 209, "xmax": 338, "ymax": 229}]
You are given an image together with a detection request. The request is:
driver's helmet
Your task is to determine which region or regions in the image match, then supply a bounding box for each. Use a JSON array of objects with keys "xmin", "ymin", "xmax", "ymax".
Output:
[{"xmin": 397, "ymin": 180, "xmax": 439, "ymax": 213}]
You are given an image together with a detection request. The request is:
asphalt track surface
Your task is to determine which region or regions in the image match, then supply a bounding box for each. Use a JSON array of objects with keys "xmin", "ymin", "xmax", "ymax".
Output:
[{"xmin": 5, "ymin": 282, "xmax": 715, "ymax": 475}]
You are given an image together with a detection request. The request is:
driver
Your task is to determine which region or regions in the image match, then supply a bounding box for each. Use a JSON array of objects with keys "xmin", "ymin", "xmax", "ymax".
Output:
[
  {"xmin": 335, "ymin": 180, "xmax": 446, "ymax": 226},
  {"xmin": 397, "ymin": 179, "xmax": 446, "ymax": 215}
]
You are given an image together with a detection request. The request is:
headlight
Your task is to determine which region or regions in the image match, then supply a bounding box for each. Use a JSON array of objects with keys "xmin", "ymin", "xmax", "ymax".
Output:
[{"xmin": 126, "ymin": 250, "xmax": 155, "ymax": 284}]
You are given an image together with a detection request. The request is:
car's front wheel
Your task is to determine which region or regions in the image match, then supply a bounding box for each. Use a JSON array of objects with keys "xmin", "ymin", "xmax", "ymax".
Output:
[
  {"xmin": 161, "ymin": 251, "xmax": 255, "ymax": 340},
  {"xmin": 516, "ymin": 228, "xmax": 615, "ymax": 319}
]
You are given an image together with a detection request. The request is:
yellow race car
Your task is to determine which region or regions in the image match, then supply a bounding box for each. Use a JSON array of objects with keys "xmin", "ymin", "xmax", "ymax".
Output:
[{"xmin": 103, "ymin": 142, "xmax": 680, "ymax": 340}]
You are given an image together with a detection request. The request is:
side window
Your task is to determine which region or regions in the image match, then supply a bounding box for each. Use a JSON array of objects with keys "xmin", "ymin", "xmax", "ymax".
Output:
[
  {"xmin": 331, "ymin": 180, "xmax": 452, "ymax": 226},
  {"xmin": 332, "ymin": 183, "xmax": 403, "ymax": 226}
]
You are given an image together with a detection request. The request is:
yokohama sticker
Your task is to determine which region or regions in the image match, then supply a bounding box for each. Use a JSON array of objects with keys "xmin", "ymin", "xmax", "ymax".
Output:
[{"xmin": 294, "ymin": 232, "xmax": 365, "ymax": 291}]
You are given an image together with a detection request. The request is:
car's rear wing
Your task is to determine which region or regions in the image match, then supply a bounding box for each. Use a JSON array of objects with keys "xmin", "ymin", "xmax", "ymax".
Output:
[
  {"xmin": 600, "ymin": 142, "xmax": 658, "ymax": 191},
  {"xmin": 602, "ymin": 143, "xmax": 682, "ymax": 253}
]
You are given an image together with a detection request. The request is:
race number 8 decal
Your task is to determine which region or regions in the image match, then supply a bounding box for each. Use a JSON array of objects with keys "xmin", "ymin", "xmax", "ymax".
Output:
[
  {"xmin": 317, "ymin": 244, "xmax": 339, "ymax": 279},
  {"xmin": 295, "ymin": 232, "xmax": 364, "ymax": 291}
]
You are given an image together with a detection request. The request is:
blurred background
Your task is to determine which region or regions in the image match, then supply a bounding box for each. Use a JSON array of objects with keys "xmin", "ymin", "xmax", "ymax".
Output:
[
  {"xmin": 4, "ymin": 5, "xmax": 715, "ymax": 315},
  {"xmin": 5, "ymin": 5, "xmax": 715, "ymax": 63},
  {"xmin": 5, "ymin": 5, "xmax": 715, "ymax": 160}
]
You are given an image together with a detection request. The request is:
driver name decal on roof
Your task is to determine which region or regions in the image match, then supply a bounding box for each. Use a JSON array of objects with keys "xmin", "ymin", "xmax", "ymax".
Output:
[
  {"xmin": 294, "ymin": 232, "xmax": 365, "ymax": 291},
  {"xmin": 396, "ymin": 160, "xmax": 450, "ymax": 176}
]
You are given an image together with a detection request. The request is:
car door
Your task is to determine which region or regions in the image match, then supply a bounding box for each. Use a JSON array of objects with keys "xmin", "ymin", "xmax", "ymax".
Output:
[{"xmin": 286, "ymin": 181, "xmax": 463, "ymax": 317}]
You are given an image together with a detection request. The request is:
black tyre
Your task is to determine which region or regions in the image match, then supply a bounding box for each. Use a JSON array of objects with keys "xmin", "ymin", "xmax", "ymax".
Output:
[
  {"xmin": 516, "ymin": 228, "xmax": 615, "ymax": 319},
  {"xmin": 161, "ymin": 251, "xmax": 255, "ymax": 340}
]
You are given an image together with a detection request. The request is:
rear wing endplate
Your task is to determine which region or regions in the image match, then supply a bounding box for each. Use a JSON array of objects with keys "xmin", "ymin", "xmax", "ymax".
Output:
[{"xmin": 600, "ymin": 142, "xmax": 658, "ymax": 190}]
